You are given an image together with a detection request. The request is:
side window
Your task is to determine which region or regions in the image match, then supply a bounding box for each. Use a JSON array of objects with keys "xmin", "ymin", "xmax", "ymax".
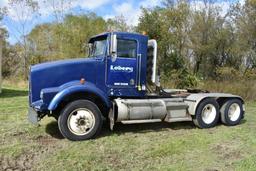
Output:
[{"xmin": 117, "ymin": 39, "xmax": 137, "ymax": 58}]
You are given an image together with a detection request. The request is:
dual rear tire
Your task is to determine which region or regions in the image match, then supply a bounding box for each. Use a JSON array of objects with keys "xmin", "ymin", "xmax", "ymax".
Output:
[
  {"xmin": 220, "ymin": 99, "xmax": 244, "ymax": 126},
  {"xmin": 193, "ymin": 98, "xmax": 243, "ymax": 128}
]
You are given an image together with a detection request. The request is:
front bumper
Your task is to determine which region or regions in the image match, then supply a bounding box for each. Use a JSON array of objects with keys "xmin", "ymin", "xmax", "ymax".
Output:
[{"xmin": 28, "ymin": 100, "xmax": 48, "ymax": 124}]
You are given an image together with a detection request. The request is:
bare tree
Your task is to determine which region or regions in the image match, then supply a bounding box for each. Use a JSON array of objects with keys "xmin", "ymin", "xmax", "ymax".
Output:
[
  {"xmin": 107, "ymin": 15, "xmax": 132, "ymax": 32},
  {"xmin": 0, "ymin": 7, "xmax": 7, "ymax": 91},
  {"xmin": 42, "ymin": 0, "xmax": 77, "ymax": 58},
  {"xmin": 0, "ymin": 29, "xmax": 2, "ymax": 93},
  {"xmin": 5, "ymin": 0, "xmax": 39, "ymax": 79},
  {"xmin": 43, "ymin": 0, "xmax": 76, "ymax": 23}
]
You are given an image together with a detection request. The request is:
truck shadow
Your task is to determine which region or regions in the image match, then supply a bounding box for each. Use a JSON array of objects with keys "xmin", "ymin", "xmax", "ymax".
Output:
[
  {"xmin": 45, "ymin": 120, "xmax": 196, "ymax": 140},
  {"xmin": 0, "ymin": 88, "xmax": 28, "ymax": 98},
  {"xmin": 45, "ymin": 121, "xmax": 65, "ymax": 139},
  {"xmin": 45, "ymin": 119, "xmax": 247, "ymax": 140},
  {"xmin": 100, "ymin": 121, "xmax": 195, "ymax": 138}
]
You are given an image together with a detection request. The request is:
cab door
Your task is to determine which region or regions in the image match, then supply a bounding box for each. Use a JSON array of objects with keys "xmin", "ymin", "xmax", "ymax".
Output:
[{"xmin": 106, "ymin": 35, "xmax": 139, "ymax": 95}]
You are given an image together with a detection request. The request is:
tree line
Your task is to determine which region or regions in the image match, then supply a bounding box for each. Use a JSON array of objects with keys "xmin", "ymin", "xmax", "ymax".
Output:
[{"xmin": 1, "ymin": 0, "xmax": 256, "ymax": 88}]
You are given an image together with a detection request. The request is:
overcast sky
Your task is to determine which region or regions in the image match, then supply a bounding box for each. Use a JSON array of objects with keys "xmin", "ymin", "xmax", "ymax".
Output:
[{"xmin": 0, "ymin": 0, "xmax": 245, "ymax": 44}]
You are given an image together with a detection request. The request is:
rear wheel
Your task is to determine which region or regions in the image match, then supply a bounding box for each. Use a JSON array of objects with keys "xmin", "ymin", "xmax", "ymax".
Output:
[
  {"xmin": 220, "ymin": 99, "xmax": 243, "ymax": 126},
  {"xmin": 58, "ymin": 100, "xmax": 103, "ymax": 141},
  {"xmin": 193, "ymin": 98, "xmax": 220, "ymax": 128}
]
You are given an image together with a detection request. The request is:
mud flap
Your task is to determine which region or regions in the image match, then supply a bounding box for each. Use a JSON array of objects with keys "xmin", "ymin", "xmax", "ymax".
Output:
[
  {"xmin": 108, "ymin": 108, "xmax": 115, "ymax": 131},
  {"xmin": 28, "ymin": 107, "xmax": 39, "ymax": 124}
]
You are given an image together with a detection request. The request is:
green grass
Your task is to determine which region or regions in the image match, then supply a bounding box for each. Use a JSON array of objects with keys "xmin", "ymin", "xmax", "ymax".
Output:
[{"xmin": 0, "ymin": 86, "xmax": 256, "ymax": 171}]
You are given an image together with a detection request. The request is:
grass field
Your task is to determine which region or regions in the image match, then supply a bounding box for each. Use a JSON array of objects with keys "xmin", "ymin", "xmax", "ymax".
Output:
[{"xmin": 0, "ymin": 85, "xmax": 256, "ymax": 171}]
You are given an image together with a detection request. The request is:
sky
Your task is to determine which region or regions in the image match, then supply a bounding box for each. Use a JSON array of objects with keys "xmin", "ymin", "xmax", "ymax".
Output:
[{"xmin": 0, "ymin": 0, "xmax": 245, "ymax": 44}]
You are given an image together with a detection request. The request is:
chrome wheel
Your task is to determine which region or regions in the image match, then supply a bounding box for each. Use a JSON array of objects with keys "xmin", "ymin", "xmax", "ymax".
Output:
[
  {"xmin": 67, "ymin": 108, "xmax": 95, "ymax": 136},
  {"xmin": 202, "ymin": 104, "xmax": 217, "ymax": 124},
  {"xmin": 228, "ymin": 103, "xmax": 241, "ymax": 122}
]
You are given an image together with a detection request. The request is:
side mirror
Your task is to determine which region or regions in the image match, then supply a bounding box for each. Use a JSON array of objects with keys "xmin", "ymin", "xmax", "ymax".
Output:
[{"xmin": 110, "ymin": 34, "xmax": 117, "ymax": 60}]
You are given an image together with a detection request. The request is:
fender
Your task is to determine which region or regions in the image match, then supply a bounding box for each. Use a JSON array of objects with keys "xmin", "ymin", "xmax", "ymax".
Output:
[
  {"xmin": 48, "ymin": 82, "xmax": 111, "ymax": 111},
  {"xmin": 184, "ymin": 93, "xmax": 244, "ymax": 115}
]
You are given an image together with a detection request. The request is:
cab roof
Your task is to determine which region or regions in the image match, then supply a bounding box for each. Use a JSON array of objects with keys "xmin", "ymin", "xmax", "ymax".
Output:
[{"xmin": 89, "ymin": 31, "xmax": 148, "ymax": 42}]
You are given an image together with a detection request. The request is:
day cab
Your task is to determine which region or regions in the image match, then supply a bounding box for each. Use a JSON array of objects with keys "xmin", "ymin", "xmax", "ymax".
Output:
[{"xmin": 28, "ymin": 32, "xmax": 245, "ymax": 141}]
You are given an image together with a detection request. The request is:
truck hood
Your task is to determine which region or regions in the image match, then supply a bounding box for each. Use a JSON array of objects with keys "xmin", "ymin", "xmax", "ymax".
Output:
[{"xmin": 30, "ymin": 58, "xmax": 98, "ymax": 103}]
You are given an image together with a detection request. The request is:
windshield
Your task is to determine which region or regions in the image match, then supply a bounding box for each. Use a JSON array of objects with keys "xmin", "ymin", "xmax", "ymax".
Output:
[{"xmin": 89, "ymin": 37, "xmax": 107, "ymax": 57}]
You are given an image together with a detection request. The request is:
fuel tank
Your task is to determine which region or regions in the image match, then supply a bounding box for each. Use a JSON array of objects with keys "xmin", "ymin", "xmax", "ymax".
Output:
[{"xmin": 114, "ymin": 97, "xmax": 190, "ymax": 122}]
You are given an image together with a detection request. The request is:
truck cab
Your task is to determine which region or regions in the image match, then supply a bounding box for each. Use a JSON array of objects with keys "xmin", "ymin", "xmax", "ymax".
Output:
[{"xmin": 28, "ymin": 32, "xmax": 245, "ymax": 141}]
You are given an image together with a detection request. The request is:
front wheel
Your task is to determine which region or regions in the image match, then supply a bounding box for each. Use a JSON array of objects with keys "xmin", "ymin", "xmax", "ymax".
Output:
[
  {"xmin": 193, "ymin": 98, "xmax": 220, "ymax": 128},
  {"xmin": 58, "ymin": 100, "xmax": 103, "ymax": 141}
]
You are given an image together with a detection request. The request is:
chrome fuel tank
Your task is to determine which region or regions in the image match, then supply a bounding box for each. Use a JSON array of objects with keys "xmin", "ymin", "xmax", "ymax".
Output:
[{"xmin": 114, "ymin": 99, "xmax": 167, "ymax": 121}]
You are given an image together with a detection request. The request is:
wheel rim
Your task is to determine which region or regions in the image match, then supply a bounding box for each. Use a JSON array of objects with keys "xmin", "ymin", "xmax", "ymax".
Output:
[
  {"xmin": 202, "ymin": 104, "xmax": 217, "ymax": 124},
  {"xmin": 228, "ymin": 103, "xmax": 241, "ymax": 122},
  {"xmin": 67, "ymin": 108, "xmax": 95, "ymax": 136}
]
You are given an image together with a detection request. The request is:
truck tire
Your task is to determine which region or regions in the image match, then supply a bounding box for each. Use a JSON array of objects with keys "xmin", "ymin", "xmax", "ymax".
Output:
[
  {"xmin": 220, "ymin": 99, "xmax": 243, "ymax": 126},
  {"xmin": 58, "ymin": 100, "xmax": 103, "ymax": 141},
  {"xmin": 193, "ymin": 98, "xmax": 220, "ymax": 128}
]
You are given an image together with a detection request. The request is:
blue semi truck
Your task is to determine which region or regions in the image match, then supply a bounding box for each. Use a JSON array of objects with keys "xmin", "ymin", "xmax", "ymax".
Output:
[{"xmin": 28, "ymin": 32, "xmax": 245, "ymax": 141}]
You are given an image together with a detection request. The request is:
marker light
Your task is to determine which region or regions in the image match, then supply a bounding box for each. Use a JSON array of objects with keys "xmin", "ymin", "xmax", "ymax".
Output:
[
  {"xmin": 80, "ymin": 78, "xmax": 85, "ymax": 84},
  {"xmin": 142, "ymin": 31, "xmax": 147, "ymax": 35}
]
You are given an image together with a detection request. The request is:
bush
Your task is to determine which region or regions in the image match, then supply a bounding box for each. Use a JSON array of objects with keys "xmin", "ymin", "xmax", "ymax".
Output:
[
  {"xmin": 162, "ymin": 69, "xmax": 199, "ymax": 89},
  {"xmin": 216, "ymin": 67, "xmax": 242, "ymax": 81},
  {"xmin": 198, "ymin": 79, "xmax": 256, "ymax": 101},
  {"xmin": 244, "ymin": 69, "xmax": 256, "ymax": 80}
]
